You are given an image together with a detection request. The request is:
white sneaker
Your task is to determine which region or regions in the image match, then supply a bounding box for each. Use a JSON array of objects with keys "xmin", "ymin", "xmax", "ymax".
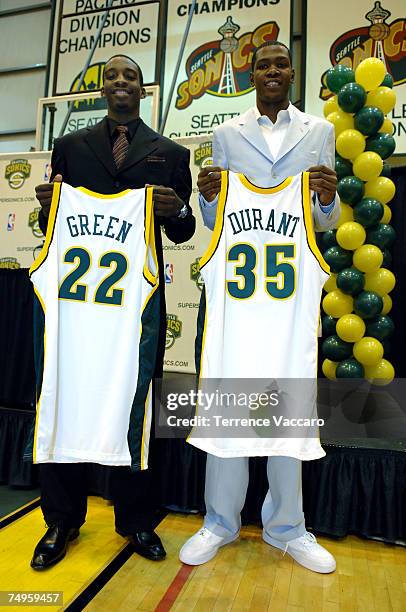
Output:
[
  {"xmin": 263, "ymin": 531, "xmax": 336, "ymax": 573},
  {"xmin": 179, "ymin": 527, "xmax": 238, "ymax": 565}
]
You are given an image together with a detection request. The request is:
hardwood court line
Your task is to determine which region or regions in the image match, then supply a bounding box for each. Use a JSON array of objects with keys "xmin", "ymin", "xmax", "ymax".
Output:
[
  {"xmin": 0, "ymin": 497, "xmax": 131, "ymax": 610},
  {"xmin": 155, "ymin": 564, "xmax": 195, "ymax": 611},
  {"xmin": 0, "ymin": 497, "xmax": 40, "ymax": 530}
]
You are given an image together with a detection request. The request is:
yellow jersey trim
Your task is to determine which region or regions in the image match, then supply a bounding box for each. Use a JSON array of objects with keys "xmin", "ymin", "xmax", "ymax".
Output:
[
  {"xmin": 29, "ymin": 181, "xmax": 62, "ymax": 276},
  {"xmin": 238, "ymin": 173, "xmax": 293, "ymax": 194},
  {"xmin": 199, "ymin": 170, "xmax": 229, "ymax": 270},
  {"xmin": 77, "ymin": 186, "xmax": 132, "ymax": 199},
  {"xmin": 143, "ymin": 186, "xmax": 159, "ymax": 285},
  {"xmin": 301, "ymin": 172, "xmax": 330, "ymax": 275},
  {"xmin": 186, "ymin": 305, "xmax": 208, "ymax": 443},
  {"xmin": 32, "ymin": 286, "xmax": 46, "ymax": 463}
]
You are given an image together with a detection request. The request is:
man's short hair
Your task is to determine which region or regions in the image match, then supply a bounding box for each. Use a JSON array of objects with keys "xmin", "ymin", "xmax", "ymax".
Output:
[
  {"xmin": 103, "ymin": 54, "xmax": 144, "ymax": 87},
  {"xmin": 251, "ymin": 41, "xmax": 292, "ymax": 72}
]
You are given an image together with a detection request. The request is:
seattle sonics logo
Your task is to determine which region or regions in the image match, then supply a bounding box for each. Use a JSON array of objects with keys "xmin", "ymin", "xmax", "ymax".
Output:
[
  {"xmin": 190, "ymin": 258, "xmax": 204, "ymax": 291},
  {"xmin": 320, "ymin": 2, "xmax": 405, "ymax": 99},
  {"xmin": 69, "ymin": 63, "xmax": 106, "ymax": 112},
  {"xmin": 176, "ymin": 18, "xmax": 279, "ymax": 110},
  {"xmin": 5, "ymin": 159, "xmax": 31, "ymax": 189},
  {"xmin": 194, "ymin": 142, "xmax": 213, "ymax": 168},
  {"xmin": 166, "ymin": 314, "xmax": 183, "ymax": 349},
  {"xmin": 28, "ymin": 207, "xmax": 43, "ymax": 238},
  {"xmin": 0, "ymin": 257, "xmax": 20, "ymax": 269}
]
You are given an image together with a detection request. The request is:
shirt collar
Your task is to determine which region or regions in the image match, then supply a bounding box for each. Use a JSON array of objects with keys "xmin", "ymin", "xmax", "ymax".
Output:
[
  {"xmin": 107, "ymin": 116, "xmax": 141, "ymax": 141},
  {"xmin": 254, "ymin": 103, "xmax": 294, "ymax": 126}
]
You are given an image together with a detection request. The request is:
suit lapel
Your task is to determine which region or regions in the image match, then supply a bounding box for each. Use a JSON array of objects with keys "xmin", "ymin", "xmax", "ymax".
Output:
[
  {"xmin": 239, "ymin": 108, "xmax": 274, "ymax": 163},
  {"xmin": 119, "ymin": 120, "xmax": 159, "ymax": 172},
  {"xmin": 276, "ymin": 107, "xmax": 310, "ymax": 163},
  {"xmin": 84, "ymin": 117, "xmax": 116, "ymax": 177}
]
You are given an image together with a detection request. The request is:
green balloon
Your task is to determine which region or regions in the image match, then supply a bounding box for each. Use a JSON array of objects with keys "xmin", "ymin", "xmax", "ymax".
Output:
[
  {"xmin": 337, "ymin": 176, "xmax": 365, "ymax": 204},
  {"xmin": 322, "ymin": 335, "xmax": 353, "ymax": 361},
  {"xmin": 322, "ymin": 229, "xmax": 338, "ymax": 249},
  {"xmin": 365, "ymin": 315, "xmax": 395, "ymax": 341},
  {"xmin": 381, "ymin": 162, "xmax": 391, "ymax": 178},
  {"xmin": 335, "ymin": 155, "xmax": 353, "ymax": 180},
  {"xmin": 382, "ymin": 339, "xmax": 392, "ymax": 355},
  {"xmin": 381, "ymin": 248, "xmax": 392, "ymax": 268},
  {"xmin": 338, "ymin": 82, "xmax": 366, "ymax": 113},
  {"xmin": 323, "ymin": 246, "xmax": 353, "ymax": 273},
  {"xmin": 336, "ymin": 358, "xmax": 365, "ymax": 378},
  {"xmin": 366, "ymin": 133, "xmax": 396, "ymax": 159},
  {"xmin": 366, "ymin": 224, "xmax": 396, "ymax": 248},
  {"xmin": 353, "ymin": 197, "xmax": 384, "ymax": 228},
  {"xmin": 322, "ymin": 315, "xmax": 337, "ymax": 336},
  {"xmin": 381, "ymin": 73, "xmax": 393, "ymax": 88},
  {"xmin": 354, "ymin": 291, "xmax": 384, "ymax": 319},
  {"xmin": 326, "ymin": 65, "xmax": 355, "ymax": 94},
  {"xmin": 336, "ymin": 267, "xmax": 365, "ymax": 295},
  {"xmin": 354, "ymin": 106, "xmax": 384, "ymax": 136}
]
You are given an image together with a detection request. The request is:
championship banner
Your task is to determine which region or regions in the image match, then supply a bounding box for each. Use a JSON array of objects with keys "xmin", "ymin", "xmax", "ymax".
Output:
[
  {"xmin": 163, "ymin": 0, "xmax": 291, "ymax": 138},
  {"xmin": 50, "ymin": 0, "xmax": 162, "ymax": 96},
  {"xmin": 305, "ymin": 0, "xmax": 406, "ymax": 154},
  {"xmin": 162, "ymin": 136, "xmax": 213, "ymax": 373},
  {"xmin": 0, "ymin": 152, "xmax": 51, "ymax": 270}
]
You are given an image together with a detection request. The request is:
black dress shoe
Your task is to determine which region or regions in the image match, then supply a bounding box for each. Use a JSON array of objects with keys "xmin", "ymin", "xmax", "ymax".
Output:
[
  {"xmin": 117, "ymin": 529, "xmax": 166, "ymax": 561},
  {"xmin": 31, "ymin": 525, "xmax": 79, "ymax": 570}
]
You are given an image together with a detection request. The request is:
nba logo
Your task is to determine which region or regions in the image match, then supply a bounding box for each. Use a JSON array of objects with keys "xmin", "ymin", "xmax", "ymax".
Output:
[
  {"xmin": 165, "ymin": 263, "xmax": 174, "ymax": 283},
  {"xmin": 7, "ymin": 213, "xmax": 15, "ymax": 231},
  {"xmin": 44, "ymin": 163, "xmax": 52, "ymax": 181}
]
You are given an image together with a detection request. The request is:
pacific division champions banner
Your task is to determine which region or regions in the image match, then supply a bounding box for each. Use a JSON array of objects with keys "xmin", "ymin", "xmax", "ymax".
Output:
[
  {"xmin": 163, "ymin": 0, "xmax": 291, "ymax": 138},
  {"xmin": 50, "ymin": 0, "xmax": 161, "ymax": 95},
  {"xmin": 305, "ymin": 0, "xmax": 406, "ymax": 154}
]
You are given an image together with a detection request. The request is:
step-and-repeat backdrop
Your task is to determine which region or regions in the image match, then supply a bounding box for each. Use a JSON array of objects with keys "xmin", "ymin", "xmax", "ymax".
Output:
[
  {"xmin": 0, "ymin": 137, "xmax": 212, "ymax": 374},
  {"xmin": 305, "ymin": 0, "xmax": 405, "ymax": 154}
]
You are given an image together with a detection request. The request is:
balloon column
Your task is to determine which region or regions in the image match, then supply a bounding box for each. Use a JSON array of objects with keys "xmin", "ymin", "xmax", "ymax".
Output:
[{"xmin": 322, "ymin": 58, "xmax": 396, "ymax": 385}]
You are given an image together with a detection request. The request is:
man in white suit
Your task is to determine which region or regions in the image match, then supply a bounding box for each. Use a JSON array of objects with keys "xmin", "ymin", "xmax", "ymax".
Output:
[{"xmin": 180, "ymin": 41, "xmax": 340, "ymax": 573}]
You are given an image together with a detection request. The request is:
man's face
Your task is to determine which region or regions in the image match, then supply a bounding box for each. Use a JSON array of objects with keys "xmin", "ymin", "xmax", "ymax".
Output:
[
  {"xmin": 251, "ymin": 46, "xmax": 294, "ymax": 105},
  {"xmin": 101, "ymin": 56, "xmax": 145, "ymax": 115}
]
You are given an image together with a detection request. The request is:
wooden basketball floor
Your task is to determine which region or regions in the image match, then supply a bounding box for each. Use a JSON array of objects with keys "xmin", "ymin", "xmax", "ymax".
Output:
[{"xmin": 0, "ymin": 496, "xmax": 405, "ymax": 611}]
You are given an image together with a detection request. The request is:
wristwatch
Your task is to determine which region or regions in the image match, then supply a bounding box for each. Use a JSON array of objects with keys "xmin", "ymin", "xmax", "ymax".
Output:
[{"xmin": 177, "ymin": 203, "xmax": 189, "ymax": 219}]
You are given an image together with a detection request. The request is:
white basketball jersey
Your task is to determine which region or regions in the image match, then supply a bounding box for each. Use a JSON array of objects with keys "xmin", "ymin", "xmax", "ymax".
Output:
[
  {"xmin": 29, "ymin": 182, "xmax": 159, "ymax": 469},
  {"xmin": 188, "ymin": 171, "xmax": 329, "ymax": 460}
]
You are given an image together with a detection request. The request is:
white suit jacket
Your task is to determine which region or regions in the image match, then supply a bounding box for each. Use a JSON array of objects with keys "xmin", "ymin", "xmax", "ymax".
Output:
[{"xmin": 200, "ymin": 105, "xmax": 340, "ymax": 231}]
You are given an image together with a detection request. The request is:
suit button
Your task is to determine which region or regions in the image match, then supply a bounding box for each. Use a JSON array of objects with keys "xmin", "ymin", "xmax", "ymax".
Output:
[{"xmin": 114, "ymin": 181, "xmax": 121, "ymax": 188}]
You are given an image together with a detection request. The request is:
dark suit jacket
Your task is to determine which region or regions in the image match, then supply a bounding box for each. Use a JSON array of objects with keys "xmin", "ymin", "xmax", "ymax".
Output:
[{"xmin": 39, "ymin": 117, "xmax": 195, "ymax": 375}]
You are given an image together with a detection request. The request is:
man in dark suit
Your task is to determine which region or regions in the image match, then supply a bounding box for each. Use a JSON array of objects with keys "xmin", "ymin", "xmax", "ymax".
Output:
[{"xmin": 31, "ymin": 54, "xmax": 195, "ymax": 569}]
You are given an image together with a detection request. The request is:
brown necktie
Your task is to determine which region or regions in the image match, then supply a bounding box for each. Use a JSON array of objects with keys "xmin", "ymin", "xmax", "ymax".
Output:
[{"xmin": 112, "ymin": 125, "xmax": 129, "ymax": 169}]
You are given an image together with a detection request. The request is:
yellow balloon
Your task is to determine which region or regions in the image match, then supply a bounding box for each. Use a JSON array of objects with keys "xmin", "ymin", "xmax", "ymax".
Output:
[
  {"xmin": 364, "ymin": 268, "xmax": 396, "ymax": 296},
  {"xmin": 324, "ymin": 274, "xmax": 337, "ymax": 292},
  {"xmin": 323, "ymin": 96, "xmax": 339, "ymax": 118},
  {"xmin": 322, "ymin": 359, "xmax": 337, "ymax": 380},
  {"xmin": 381, "ymin": 204, "xmax": 392, "ymax": 224},
  {"xmin": 337, "ymin": 202, "xmax": 354, "ymax": 227},
  {"xmin": 336, "ymin": 129, "xmax": 366, "ymax": 160},
  {"xmin": 379, "ymin": 117, "xmax": 394, "ymax": 135},
  {"xmin": 381, "ymin": 294, "xmax": 392, "ymax": 315},
  {"xmin": 353, "ymin": 244, "xmax": 383, "ymax": 273},
  {"xmin": 336, "ymin": 221, "xmax": 366, "ymax": 250},
  {"xmin": 355, "ymin": 57, "xmax": 386, "ymax": 91},
  {"xmin": 366, "ymin": 87, "xmax": 396, "ymax": 114},
  {"xmin": 364, "ymin": 177, "xmax": 396, "ymax": 204},
  {"xmin": 353, "ymin": 151, "xmax": 383, "ymax": 181},
  {"xmin": 327, "ymin": 110, "xmax": 355, "ymax": 137},
  {"xmin": 353, "ymin": 336, "xmax": 384, "ymax": 366},
  {"xmin": 322, "ymin": 290, "xmax": 354, "ymax": 318},
  {"xmin": 336, "ymin": 314, "xmax": 366, "ymax": 343},
  {"xmin": 364, "ymin": 358, "xmax": 395, "ymax": 385}
]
